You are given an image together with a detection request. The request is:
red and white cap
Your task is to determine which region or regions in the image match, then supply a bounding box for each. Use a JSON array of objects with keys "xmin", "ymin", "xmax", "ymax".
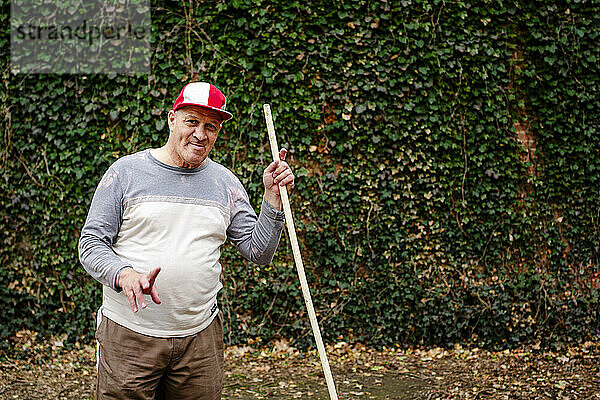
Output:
[{"xmin": 172, "ymin": 82, "xmax": 233, "ymax": 121}]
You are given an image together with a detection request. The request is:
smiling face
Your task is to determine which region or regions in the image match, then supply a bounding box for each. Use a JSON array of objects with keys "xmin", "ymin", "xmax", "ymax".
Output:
[{"xmin": 165, "ymin": 106, "xmax": 223, "ymax": 169}]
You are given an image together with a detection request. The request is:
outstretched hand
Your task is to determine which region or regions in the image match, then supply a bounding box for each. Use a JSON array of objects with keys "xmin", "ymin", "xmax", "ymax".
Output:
[
  {"xmin": 117, "ymin": 267, "xmax": 161, "ymax": 312},
  {"xmin": 263, "ymin": 148, "xmax": 295, "ymax": 209}
]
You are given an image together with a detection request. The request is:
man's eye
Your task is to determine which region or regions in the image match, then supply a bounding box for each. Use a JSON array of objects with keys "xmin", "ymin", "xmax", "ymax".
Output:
[
  {"xmin": 206, "ymin": 124, "xmax": 217, "ymax": 130},
  {"xmin": 185, "ymin": 119, "xmax": 199, "ymax": 126}
]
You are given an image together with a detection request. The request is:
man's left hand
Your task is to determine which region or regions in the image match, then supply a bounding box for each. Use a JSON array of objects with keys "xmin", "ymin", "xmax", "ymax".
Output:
[{"xmin": 263, "ymin": 148, "xmax": 295, "ymax": 210}]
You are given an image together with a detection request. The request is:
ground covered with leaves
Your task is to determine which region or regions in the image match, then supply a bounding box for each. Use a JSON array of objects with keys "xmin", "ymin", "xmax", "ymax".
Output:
[{"xmin": 1, "ymin": 333, "xmax": 599, "ymax": 399}]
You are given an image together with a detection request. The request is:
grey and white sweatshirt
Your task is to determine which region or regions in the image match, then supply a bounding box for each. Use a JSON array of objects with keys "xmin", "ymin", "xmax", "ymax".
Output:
[{"xmin": 78, "ymin": 149, "xmax": 285, "ymax": 337}]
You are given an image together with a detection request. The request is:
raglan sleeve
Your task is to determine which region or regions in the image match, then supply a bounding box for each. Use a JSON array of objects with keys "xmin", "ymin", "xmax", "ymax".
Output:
[
  {"xmin": 226, "ymin": 178, "xmax": 285, "ymax": 265},
  {"xmin": 78, "ymin": 164, "xmax": 130, "ymax": 291}
]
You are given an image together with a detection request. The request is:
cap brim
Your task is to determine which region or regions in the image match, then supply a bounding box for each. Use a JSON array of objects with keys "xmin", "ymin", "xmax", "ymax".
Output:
[{"xmin": 173, "ymin": 102, "xmax": 233, "ymax": 122}]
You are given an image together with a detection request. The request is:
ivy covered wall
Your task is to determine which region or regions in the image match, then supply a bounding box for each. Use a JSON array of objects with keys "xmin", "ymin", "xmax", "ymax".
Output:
[{"xmin": 1, "ymin": 0, "xmax": 599, "ymax": 349}]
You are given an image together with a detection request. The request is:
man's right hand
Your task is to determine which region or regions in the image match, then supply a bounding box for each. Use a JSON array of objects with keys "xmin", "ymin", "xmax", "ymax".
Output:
[{"xmin": 117, "ymin": 267, "xmax": 162, "ymax": 312}]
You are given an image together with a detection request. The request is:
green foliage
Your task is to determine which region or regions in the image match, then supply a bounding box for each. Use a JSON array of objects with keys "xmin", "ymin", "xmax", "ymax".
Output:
[{"xmin": 1, "ymin": 0, "xmax": 598, "ymax": 349}]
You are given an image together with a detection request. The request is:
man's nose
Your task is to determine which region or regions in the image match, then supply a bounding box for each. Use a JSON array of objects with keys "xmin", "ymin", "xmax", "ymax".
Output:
[{"xmin": 192, "ymin": 125, "xmax": 208, "ymax": 139}]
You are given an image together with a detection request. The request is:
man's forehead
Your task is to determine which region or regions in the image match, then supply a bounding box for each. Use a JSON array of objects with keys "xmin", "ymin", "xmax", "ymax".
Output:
[{"xmin": 177, "ymin": 106, "xmax": 222, "ymax": 122}]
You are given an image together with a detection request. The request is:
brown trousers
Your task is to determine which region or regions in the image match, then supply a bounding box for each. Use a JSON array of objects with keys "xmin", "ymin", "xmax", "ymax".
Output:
[{"xmin": 95, "ymin": 312, "xmax": 224, "ymax": 400}]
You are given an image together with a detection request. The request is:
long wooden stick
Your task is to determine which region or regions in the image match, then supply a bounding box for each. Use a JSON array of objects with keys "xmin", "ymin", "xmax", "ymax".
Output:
[{"xmin": 263, "ymin": 104, "xmax": 339, "ymax": 400}]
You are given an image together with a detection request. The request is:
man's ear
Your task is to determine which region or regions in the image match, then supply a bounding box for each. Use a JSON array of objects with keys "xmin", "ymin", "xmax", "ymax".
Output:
[{"xmin": 167, "ymin": 110, "xmax": 176, "ymax": 131}]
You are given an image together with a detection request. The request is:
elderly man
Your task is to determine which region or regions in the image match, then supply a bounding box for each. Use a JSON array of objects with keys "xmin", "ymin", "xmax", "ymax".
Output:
[{"xmin": 79, "ymin": 82, "xmax": 294, "ymax": 399}]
